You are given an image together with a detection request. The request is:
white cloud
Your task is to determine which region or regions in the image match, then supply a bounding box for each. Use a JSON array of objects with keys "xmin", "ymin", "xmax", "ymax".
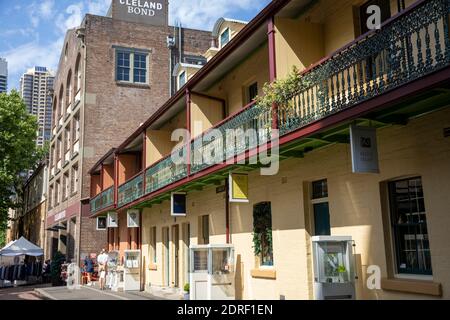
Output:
[
  {"xmin": 169, "ymin": 0, "xmax": 265, "ymax": 30},
  {"xmin": 0, "ymin": 38, "xmax": 63, "ymax": 89},
  {"xmin": 26, "ymin": 0, "xmax": 56, "ymax": 28},
  {"xmin": 55, "ymin": 3, "xmax": 85, "ymax": 34},
  {"xmin": 40, "ymin": 0, "xmax": 55, "ymax": 19},
  {"xmin": 87, "ymin": 0, "xmax": 112, "ymax": 16}
]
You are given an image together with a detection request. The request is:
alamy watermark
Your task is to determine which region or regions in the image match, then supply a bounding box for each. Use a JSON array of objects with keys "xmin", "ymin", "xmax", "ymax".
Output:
[{"xmin": 169, "ymin": 121, "xmax": 280, "ymax": 176}]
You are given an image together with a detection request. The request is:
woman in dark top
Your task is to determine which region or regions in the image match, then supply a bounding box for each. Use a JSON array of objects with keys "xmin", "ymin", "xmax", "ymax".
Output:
[{"xmin": 84, "ymin": 256, "xmax": 94, "ymax": 285}]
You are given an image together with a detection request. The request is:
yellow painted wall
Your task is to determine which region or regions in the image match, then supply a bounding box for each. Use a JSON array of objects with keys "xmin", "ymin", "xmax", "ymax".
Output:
[
  {"xmin": 274, "ymin": 17, "xmax": 325, "ymax": 78},
  {"xmin": 218, "ymin": 21, "xmax": 247, "ymax": 48},
  {"xmin": 274, "ymin": 0, "xmax": 418, "ymax": 79},
  {"xmin": 206, "ymin": 43, "xmax": 269, "ymax": 115},
  {"xmin": 146, "ymin": 130, "xmax": 176, "ymax": 167},
  {"xmin": 140, "ymin": 107, "xmax": 450, "ymax": 299},
  {"xmin": 190, "ymin": 94, "xmax": 224, "ymax": 138},
  {"xmin": 145, "ymin": 110, "xmax": 187, "ymax": 167},
  {"xmin": 142, "ymin": 185, "xmax": 227, "ymax": 289}
]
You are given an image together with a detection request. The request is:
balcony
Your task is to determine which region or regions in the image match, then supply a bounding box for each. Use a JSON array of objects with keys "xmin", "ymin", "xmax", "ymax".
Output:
[
  {"xmin": 277, "ymin": 0, "xmax": 450, "ymax": 136},
  {"xmin": 117, "ymin": 173, "xmax": 144, "ymax": 207},
  {"xmin": 190, "ymin": 101, "xmax": 272, "ymax": 174},
  {"xmin": 145, "ymin": 145, "xmax": 188, "ymax": 195},
  {"xmin": 104, "ymin": 0, "xmax": 450, "ymax": 211},
  {"xmin": 90, "ymin": 186, "xmax": 114, "ymax": 214}
]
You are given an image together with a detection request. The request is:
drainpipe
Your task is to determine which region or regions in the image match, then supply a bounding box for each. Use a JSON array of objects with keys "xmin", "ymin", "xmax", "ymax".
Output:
[
  {"xmin": 185, "ymin": 88, "xmax": 191, "ymax": 176},
  {"xmin": 225, "ymin": 178, "xmax": 230, "ymax": 244},
  {"xmin": 267, "ymin": 16, "xmax": 278, "ymax": 130}
]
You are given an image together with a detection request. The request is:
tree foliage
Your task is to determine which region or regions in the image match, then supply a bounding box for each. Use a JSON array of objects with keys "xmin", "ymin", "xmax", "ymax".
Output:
[{"xmin": 0, "ymin": 90, "xmax": 46, "ymax": 246}]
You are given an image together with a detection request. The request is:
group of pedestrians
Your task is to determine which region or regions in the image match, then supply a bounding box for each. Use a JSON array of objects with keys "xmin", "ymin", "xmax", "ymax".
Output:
[{"xmin": 83, "ymin": 248, "xmax": 109, "ymax": 290}]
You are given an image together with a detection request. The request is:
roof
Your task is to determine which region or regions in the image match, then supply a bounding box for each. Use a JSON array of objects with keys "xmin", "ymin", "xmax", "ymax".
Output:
[
  {"xmin": 212, "ymin": 17, "xmax": 249, "ymax": 37},
  {"xmin": 172, "ymin": 62, "xmax": 204, "ymax": 77}
]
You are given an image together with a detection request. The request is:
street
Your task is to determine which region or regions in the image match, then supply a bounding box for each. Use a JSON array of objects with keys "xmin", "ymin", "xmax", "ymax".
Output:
[{"xmin": 0, "ymin": 284, "xmax": 49, "ymax": 300}]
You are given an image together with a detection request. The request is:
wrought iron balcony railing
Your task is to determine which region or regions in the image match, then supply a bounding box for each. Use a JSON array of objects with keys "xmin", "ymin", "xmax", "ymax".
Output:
[
  {"xmin": 117, "ymin": 173, "xmax": 144, "ymax": 207},
  {"xmin": 145, "ymin": 145, "xmax": 188, "ymax": 195},
  {"xmin": 190, "ymin": 101, "xmax": 272, "ymax": 174},
  {"xmin": 90, "ymin": 186, "xmax": 114, "ymax": 214},
  {"xmin": 278, "ymin": 0, "xmax": 450, "ymax": 135}
]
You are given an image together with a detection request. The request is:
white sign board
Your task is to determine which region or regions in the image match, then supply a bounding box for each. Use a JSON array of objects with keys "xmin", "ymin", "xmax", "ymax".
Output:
[
  {"xmin": 127, "ymin": 209, "xmax": 140, "ymax": 228},
  {"xmin": 350, "ymin": 125, "xmax": 380, "ymax": 174},
  {"xmin": 107, "ymin": 212, "xmax": 118, "ymax": 228}
]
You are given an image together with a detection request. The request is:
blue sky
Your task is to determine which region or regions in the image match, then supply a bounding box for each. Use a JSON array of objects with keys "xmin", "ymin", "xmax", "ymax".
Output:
[{"xmin": 0, "ymin": 0, "xmax": 271, "ymax": 91}]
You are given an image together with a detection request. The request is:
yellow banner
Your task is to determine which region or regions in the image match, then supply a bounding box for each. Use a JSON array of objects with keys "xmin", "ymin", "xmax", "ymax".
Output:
[{"xmin": 230, "ymin": 173, "xmax": 249, "ymax": 202}]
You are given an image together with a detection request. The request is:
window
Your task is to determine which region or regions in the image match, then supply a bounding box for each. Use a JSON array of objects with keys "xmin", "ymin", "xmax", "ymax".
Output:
[
  {"xmin": 220, "ymin": 28, "xmax": 230, "ymax": 48},
  {"xmin": 178, "ymin": 71, "xmax": 186, "ymax": 89},
  {"xmin": 133, "ymin": 53, "xmax": 147, "ymax": 83},
  {"xmin": 199, "ymin": 215, "xmax": 209, "ymax": 245},
  {"xmin": 253, "ymin": 202, "xmax": 273, "ymax": 266},
  {"xmin": 66, "ymin": 70, "xmax": 72, "ymax": 106},
  {"xmin": 74, "ymin": 54, "xmax": 82, "ymax": 95},
  {"xmin": 150, "ymin": 226, "xmax": 157, "ymax": 264},
  {"xmin": 388, "ymin": 177, "xmax": 432, "ymax": 275},
  {"xmin": 63, "ymin": 172, "xmax": 69, "ymax": 200},
  {"xmin": 311, "ymin": 179, "xmax": 330, "ymax": 236},
  {"xmin": 64, "ymin": 126, "xmax": 70, "ymax": 152},
  {"xmin": 73, "ymin": 113, "xmax": 80, "ymax": 142},
  {"xmin": 97, "ymin": 217, "xmax": 107, "ymax": 230},
  {"xmin": 71, "ymin": 164, "xmax": 79, "ymax": 195},
  {"xmin": 116, "ymin": 49, "xmax": 148, "ymax": 84},
  {"xmin": 247, "ymin": 82, "xmax": 258, "ymax": 103},
  {"xmin": 117, "ymin": 51, "xmax": 130, "ymax": 82},
  {"xmin": 48, "ymin": 185, "xmax": 54, "ymax": 209},
  {"xmin": 55, "ymin": 179, "xmax": 61, "ymax": 205}
]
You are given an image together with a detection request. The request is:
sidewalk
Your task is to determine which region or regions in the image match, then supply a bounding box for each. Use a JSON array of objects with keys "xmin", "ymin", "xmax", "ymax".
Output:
[{"xmin": 35, "ymin": 285, "xmax": 183, "ymax": 300}]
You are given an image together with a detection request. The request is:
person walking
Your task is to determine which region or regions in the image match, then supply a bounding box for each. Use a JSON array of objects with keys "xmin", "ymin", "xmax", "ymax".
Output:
[
  {"xmin": 97, "ymin": 249, "xmax": 109, "ymax": 290},
  {"xmin": 84, "ymin": 256, "xmax": 94, "ymax": 286}
]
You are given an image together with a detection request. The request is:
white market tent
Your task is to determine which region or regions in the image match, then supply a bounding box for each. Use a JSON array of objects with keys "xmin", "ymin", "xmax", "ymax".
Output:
[{"xmin": 0, "ymin": 237, "xmax": 44, "ymax": 257}]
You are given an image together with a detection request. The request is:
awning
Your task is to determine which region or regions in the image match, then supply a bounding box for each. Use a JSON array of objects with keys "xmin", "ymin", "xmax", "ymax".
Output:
[{"xmin": 0, "ymin": 237, "xmax": 44, "ymax": 257}]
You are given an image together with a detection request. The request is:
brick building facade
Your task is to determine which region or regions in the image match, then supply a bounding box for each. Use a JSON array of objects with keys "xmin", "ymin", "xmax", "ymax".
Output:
[{"xmin": 46, "ymin": 2, "xmax": 211, "ymax": 264}]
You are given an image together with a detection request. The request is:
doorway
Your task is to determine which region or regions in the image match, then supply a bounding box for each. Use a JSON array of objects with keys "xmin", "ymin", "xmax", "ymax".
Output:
[
  {"xmin": 172, "ymin": 225, "xmax": 180, "ymax": 288},
  {"xmin": 162, "ymin": 227, "xmax": 170, "ymax": 287},
  {"xmin": 182, "ymin": 223, "xmax": 190, "ymax": 286}
]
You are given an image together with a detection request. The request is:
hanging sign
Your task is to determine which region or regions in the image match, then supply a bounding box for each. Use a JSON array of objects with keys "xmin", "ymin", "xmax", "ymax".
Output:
[
  {"xmin": 229, "ymin": 173, "xmax": 249, "ymax": 203},
  {"xmin": 97, "ymin": 217, "xmax": 107, "ymax": 230},
  {"xmin": 107, "ymin": 212, "xmax": 118, "ymax": 228},
  {"xmin": 171, "ymin": 192, "xmax": 187, "ymax": 217},
  {"xmin": 127, "ymin": 209, "xmax": 140, "ymax": 228},
  {"xmin": 350, "ymin": 125, "xmax": 380, "ymax": 174}
]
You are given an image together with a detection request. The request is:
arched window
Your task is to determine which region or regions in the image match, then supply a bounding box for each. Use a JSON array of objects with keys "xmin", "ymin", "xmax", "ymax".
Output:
[
  {"xmin": 58, "ymin": 85, "xmax": 64, "ymax": 120},
  {"xmin": 66, "ymin": 70, "xmax": 72, "ymax": 108},
  {"xmin": 74, "ymin": 54, "xmax": 81, "ymax": 97},
  {"xmin": 52, "ymin": 96, "xmax": 58, "ymax": 127}
]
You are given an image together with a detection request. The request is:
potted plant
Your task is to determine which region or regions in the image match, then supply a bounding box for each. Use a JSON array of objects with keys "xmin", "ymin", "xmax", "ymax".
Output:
[{"xmin": 183, "ymin": 283, "xmax": 190, "ymax": 300}]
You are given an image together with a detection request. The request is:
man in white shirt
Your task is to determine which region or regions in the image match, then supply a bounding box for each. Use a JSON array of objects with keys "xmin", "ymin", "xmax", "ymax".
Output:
[{"xmin": 97, "ymin": 249, "xmax": 109, "ymax": 290}]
